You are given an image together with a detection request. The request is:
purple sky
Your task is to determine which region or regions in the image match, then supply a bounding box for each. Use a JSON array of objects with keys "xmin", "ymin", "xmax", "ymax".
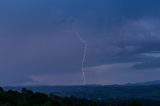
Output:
[{"xmin": 0, "ymin": 0, "xmax": 160, "ymax": 86}]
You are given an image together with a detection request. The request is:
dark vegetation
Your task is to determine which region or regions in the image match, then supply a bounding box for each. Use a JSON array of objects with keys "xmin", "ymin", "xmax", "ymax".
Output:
[
  {"xmin": 5, "ymin": 85, "xmax": 160, "ymax": 100},
  {"xmin": 0, "ymin": 87, "xmax": 160, "ymax": 106}
]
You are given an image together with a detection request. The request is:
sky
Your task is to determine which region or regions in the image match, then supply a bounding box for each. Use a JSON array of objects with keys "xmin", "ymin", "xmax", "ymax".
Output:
[{"xmin": 0, "ymin": 0, "xmax": 160, "ymax": 86}]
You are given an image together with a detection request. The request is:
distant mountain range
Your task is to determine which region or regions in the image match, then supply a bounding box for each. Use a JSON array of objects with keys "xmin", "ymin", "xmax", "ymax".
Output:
[
  {"xmin": 129, "ymin": 80, "xmax": 160, "ymax": 86},
  {"xmin": 3, "ymin": 80, "xmax": 160, "ymax": 100}
]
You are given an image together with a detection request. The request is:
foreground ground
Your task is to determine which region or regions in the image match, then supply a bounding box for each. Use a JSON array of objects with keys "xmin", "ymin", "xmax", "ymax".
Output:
[{"xmin": 0, "ymin": 87, "xmax": 160, "ymax": 106}]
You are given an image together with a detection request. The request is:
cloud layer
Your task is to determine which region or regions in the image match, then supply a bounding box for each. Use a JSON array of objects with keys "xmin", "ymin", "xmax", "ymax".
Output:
[{"xmin": 0, "ymin": 0, "xmax": 160, "ymax": 85}]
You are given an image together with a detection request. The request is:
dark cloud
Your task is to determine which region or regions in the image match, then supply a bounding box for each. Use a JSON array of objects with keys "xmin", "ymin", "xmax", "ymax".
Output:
[
  {"xmin": 133, "ymin": 60, "xmax": 160, "ymax": 70},
  {"xmin": 0, "ymin": 0, "xmax": 160, "ymax": 85}
]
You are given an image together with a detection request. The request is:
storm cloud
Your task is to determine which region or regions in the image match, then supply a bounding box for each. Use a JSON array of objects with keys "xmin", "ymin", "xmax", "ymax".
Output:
[{"xmin": 0, "ymin": 0, "xmax": 160, "ymax": 85}]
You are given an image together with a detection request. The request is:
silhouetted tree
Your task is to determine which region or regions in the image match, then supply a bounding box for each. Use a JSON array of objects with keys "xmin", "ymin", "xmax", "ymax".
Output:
[{"xmin": 0, "ymin": 86, "xmax": 158, "ymax": 106}]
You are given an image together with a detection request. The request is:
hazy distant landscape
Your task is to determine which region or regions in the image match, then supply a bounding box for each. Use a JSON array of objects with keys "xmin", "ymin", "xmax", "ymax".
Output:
[
  {"xmin": 1, "ymin": 81, "xmax": 160, "ymax": 106},
  {"xmin": 4, "ymin": 80, "xmax": 160, "ymax": 100}
]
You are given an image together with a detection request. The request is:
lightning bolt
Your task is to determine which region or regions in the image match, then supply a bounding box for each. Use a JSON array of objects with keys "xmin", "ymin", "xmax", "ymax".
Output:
[{"xmin": 76, "ymin": 32, "xmax": 87, "ymax": 85}]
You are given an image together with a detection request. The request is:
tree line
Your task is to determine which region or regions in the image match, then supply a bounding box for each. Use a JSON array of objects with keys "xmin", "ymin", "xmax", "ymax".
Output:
[{"xmin": 0, "ymin": 87, "xmax": 157, "ymax": 106}]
